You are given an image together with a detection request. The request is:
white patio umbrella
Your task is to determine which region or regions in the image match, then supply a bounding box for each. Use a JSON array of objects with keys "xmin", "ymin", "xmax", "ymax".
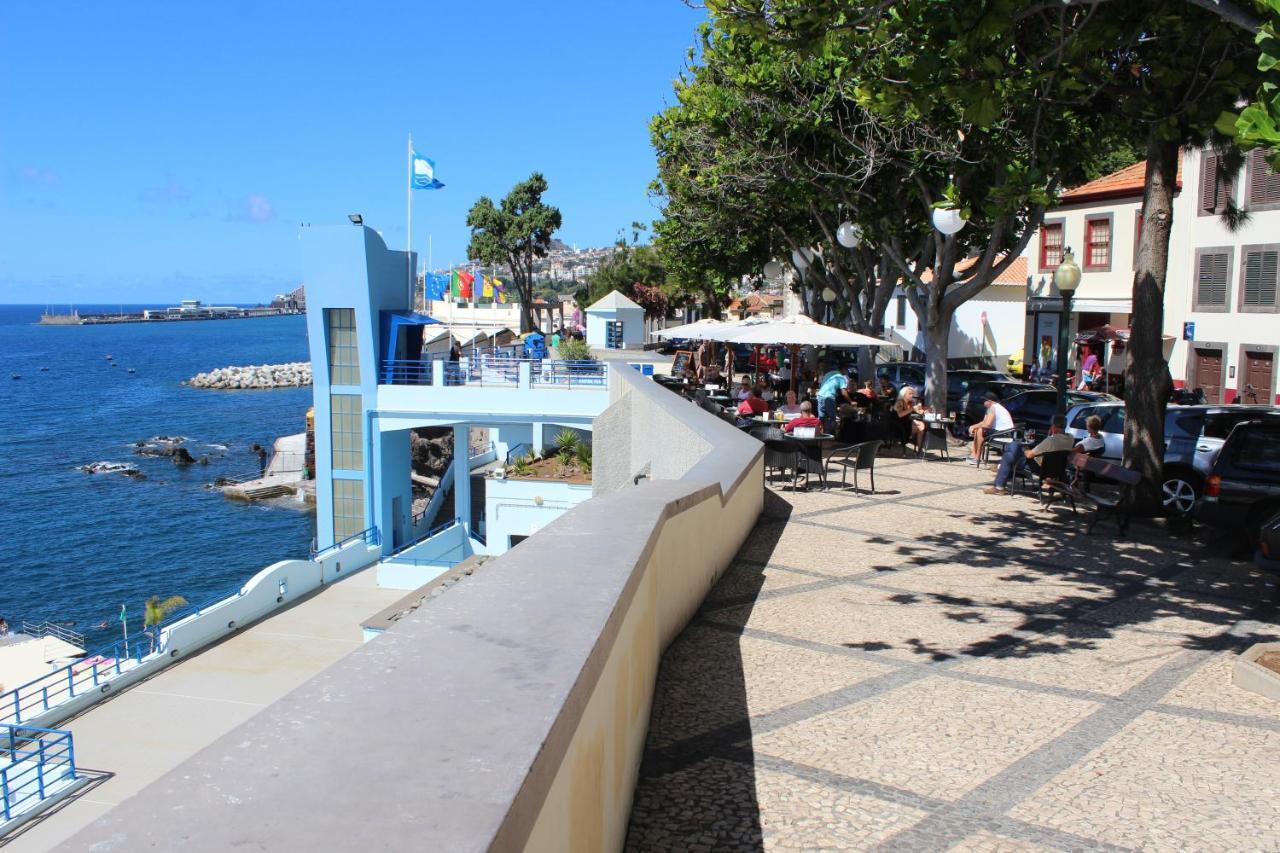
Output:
[
  {"xmin": 653, "ymin": 318, "xmax": 725, "ymax": 340},
  {"xmin": 724, "ymin": 314, "xmax": 885, "ymax": 347}
]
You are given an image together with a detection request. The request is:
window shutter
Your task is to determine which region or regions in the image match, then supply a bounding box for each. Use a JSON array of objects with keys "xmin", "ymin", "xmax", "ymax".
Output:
[
  {"xmin": 1197, "ymin": 252, "xmax": 1228, "ymax": 306},
  {"xmin": 1250, "ymin": 150, "xmax": 1280, "ymax": 206},
  {"xmin": 1243, "ymin": 249, "xmax": 1279, "ymax": 307},
  {"xmin": 1201, "ymin": 155, "xmax": 1219, "ymax": 212}
]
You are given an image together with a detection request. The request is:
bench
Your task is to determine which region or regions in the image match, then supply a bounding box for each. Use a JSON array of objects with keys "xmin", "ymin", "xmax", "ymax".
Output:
[{"xmin": 1046, "ymin": 453, "xmax": 1143, "ymax": 534}]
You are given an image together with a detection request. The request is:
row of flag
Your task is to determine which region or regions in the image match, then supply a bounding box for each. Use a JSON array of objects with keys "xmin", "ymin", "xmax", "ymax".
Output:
[{"xmin": 423, "ymin": 270, "xmax": 509, "ymax": 303}]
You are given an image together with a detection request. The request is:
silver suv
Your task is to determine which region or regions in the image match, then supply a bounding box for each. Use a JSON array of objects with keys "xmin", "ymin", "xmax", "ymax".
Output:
[{"xmin": 1063, "ymin": 403, "xmax": 1280, "ymax": 515}]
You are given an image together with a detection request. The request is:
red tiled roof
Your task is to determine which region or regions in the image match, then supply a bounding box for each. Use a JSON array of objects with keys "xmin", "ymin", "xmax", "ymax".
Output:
[
  {"xmin": 1059, "ymin": 155, "xmax": 1183, "ymax": 203},
  {"xmin": 920, "ymin": 254, "xmax": 1026, "ymax": 286}
]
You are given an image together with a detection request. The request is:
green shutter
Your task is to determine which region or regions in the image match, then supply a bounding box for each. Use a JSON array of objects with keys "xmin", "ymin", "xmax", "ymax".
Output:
[
  {"xmin": 1243, "ymin": 250, "xmax": 1278, "ymax": 307},
  {"xmin": 1197, "ymin": 252, "xmax": 1227, "ymax": 306}
]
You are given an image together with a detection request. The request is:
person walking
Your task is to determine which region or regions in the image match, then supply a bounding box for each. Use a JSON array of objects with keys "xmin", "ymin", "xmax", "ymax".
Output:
[{"xmin": 815, "ymin": 367, "xmax": 848, "ymax": 434}]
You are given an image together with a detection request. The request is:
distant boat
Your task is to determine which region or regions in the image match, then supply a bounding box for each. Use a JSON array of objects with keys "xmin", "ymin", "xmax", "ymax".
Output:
[
  {"xmin": 39, "ymin": 366, "xmax": 49, "ymax": 371},
  {"xmin": 11, "ymin": 373, "xmax": 20, "ymax": 380},
  {"xmin": 127, "ymin": 368, "xmax": 136, "ymax": 374}
]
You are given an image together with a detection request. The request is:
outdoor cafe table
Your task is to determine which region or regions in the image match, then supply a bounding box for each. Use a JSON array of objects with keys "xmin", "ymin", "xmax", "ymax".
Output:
[{"xmin": 913, "ymin": 415, "xmax": 954, "ymax": 461}]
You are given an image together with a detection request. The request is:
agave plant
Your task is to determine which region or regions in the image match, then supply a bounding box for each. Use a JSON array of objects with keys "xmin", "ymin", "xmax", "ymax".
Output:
[
  {"xmin": 576, "ymin": 442, "xmax": 592, "ymax": 473},
  {"xmin": 511, "ymin": 454, "xmax": 533, "ymax": 477},
  {"xmin": 557, "ymin": 448, "xmax": 576, "ymax": 470},
  {"xmin": 553, "ymin": 429, "xmax": 580, "ymax": 454}
]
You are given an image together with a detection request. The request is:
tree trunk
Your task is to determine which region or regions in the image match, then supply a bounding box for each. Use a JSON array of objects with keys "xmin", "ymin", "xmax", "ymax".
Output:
[
  {"xmin": 1124, "ymin": 134, "xmax": 1177, "ymax": 511},
  {"xmin": 921, "ymin": 295, "xmax": 951, "ymax": 411}
]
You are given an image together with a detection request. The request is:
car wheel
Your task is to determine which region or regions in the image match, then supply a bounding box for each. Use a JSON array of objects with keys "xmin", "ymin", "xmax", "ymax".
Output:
[{"xmin": 1161, "ymin": 475, "xmax": 1199, "ymax": 516}]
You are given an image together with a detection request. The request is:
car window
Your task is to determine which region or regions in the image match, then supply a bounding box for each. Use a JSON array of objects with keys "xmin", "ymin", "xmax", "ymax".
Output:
[
  {"xmin": 1203, "ymin": 411, "xmax": 1260, "ymax": 440},
  {"xmin": 948, "ymin": 377, "xmax": 969, "ymax": 394},
  {"xmin": 1232, "ymin": 426, "xmax": 1280, "ymax": 472},
  {"xmin": 1165, "ymin": 413, "xmax": 1205, "ymax": 440},
  {"xmin": 1101, "ymin": 408, "xmax": 1126, "ymax": 434},
  {"xmin": 903, "ymin": 368, "xmax": 924, "ymax": 383},
  {"xmin": 1070, "ymin": 407, "xmax": 1096, "ymax": 429}
]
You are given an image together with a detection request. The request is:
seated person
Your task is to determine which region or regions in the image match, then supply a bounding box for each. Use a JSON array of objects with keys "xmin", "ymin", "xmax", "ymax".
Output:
[
  {"xmin": 878, "ymin": 376, "xmax": 897, "ymax": 399},
  {"xmin": 735, "ymin": 387, "xmax": 770, "ymax": 425},
  {"xmin": 857, "ymin": 379, "xmax": 877, "ymax": 400},
  {"xmin": 777, "ymin": 390, "xmax": 803, "ymax": 416},
  {"xmin": 732, "ymin": 375, "xmax": 754, "ymax": 402},
  {"xmin": 782, "ymin": 401, "xmax": 823, "ymax": 433},
  {"xmin": 700, "ymin": 361, "xmax": 723, "ymax": 386},
  {"xmin": 757, "ymin": 382, "xmax": 776, "ymax": 403},
  {"xmin": 985, "ymin": 415, "xmax": 1075, "ymax": 494},
  {"xmin": 894, "ymin": 386, "xmax": 924, "ymax": 447},
  {"xmin": 967, "ymin": 391, "xmax": 1014, "ymax": 464},
  {"xmin": 1074, "ymin": 415, "xmax": 1105, "ymax": 454}
]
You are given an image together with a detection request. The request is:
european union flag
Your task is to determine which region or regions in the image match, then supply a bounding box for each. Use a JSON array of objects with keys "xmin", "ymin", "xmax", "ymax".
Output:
[
  {"xmin": 411, "ymin": 151, "xmax": 445, "ymax": 190},
  {"xmin": 424, "ymin": 273, "xmax": 449, "ymax": 300}
]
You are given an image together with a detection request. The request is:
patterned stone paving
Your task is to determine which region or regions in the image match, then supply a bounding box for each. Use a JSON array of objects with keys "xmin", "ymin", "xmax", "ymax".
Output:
[{"xmin": 626, "ymin": 455, "xmax": 1280, "ymax": 852}]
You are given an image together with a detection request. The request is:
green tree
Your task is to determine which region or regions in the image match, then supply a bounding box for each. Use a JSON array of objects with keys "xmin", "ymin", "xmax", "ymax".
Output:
[{"xmin": 466, "ymin": 173, "xmax": 563, "ymax": 333}]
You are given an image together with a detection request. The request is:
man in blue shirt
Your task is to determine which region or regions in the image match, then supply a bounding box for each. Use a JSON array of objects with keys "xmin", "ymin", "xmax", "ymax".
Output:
[{"xmin": 816, "ymin": 368, "xmax": 848, "ymax": 434}]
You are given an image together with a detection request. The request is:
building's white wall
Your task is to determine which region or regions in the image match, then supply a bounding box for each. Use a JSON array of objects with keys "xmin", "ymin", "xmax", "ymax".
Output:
[
  {"xmin": 586, "ymin": 306, "xmax": 645, "ymax": 349},
  {"xmin": 886, "ymin": 285, "xmax": 1025, "ymax": 363},
  {"xmin": 483, "ymin": 478, "xmax": 593, "ymax": 553},
  {"xmin": 1169, "ymin": 148, "xmax": 1280, "ymax": 402}
]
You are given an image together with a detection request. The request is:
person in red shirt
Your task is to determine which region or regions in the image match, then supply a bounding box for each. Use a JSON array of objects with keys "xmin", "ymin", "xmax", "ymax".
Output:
[
  {"xmin": 736, "ymin": 387, "xmax": 770, "ymax": 425},
  {"xmin": 782, "ymin": 401, "xmax": 823, "ymax": 433}
]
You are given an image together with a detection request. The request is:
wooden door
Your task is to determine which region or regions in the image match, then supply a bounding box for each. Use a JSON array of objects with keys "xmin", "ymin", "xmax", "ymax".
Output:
[
  {"xmin": 1193, "ymin": 347, "xmax": 1224, "ymax": 403},
  {"xmin": 1242, "ymin": 350, "xmax": 1274, "ymax": 404}
]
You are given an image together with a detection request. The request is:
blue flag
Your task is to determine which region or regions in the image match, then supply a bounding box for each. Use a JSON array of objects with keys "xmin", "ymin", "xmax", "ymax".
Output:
[
  {"xmin": 424, "ymin": 272, "xmax": 449, "ymax": 300},
  {"xmin": 411, "ymin": 151, "xmax": 445, "ymax": 190}
]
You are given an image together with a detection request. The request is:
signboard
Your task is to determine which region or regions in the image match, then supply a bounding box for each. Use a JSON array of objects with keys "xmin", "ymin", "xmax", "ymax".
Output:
[
  {"xmin": 1183, "ymin": 321, "xmax": 1196, "ymax": 341},
  {"xmin": 1034, "ymin": 312, "xmax": 1060, "ymax": 379},
  {"xmin": 671, "ymin": 350, "xmax": 693, "ymax": 377}
]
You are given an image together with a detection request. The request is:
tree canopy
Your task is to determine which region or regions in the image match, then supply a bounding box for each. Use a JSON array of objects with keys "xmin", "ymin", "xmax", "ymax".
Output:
[{"xmin": 466, "ymin": 173, "xmax": 562, "ymax": 333}]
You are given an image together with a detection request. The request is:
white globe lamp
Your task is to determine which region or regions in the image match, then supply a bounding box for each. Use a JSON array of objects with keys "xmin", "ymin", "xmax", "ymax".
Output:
[
  {"xmin": 790, "ymin": 249, "xmax": 809, "ymax": 271},
  {"xmin": 836, "ymin": 222, "xmax": 863, "ymax": 249},
  {"xmin": 932, "ymin": 207, "xmax": 968, "ymax": 236}
]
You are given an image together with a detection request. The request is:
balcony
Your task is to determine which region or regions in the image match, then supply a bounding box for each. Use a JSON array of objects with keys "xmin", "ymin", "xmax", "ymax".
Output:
[{"xmin": 379, "ymin": 357, "xmax": 607, "ymax": 389}]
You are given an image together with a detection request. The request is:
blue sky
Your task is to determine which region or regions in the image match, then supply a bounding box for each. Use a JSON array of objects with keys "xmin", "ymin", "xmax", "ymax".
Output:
[{"xmin": 0, "ymin": 2, "xmax": 704, "ymax": 303}]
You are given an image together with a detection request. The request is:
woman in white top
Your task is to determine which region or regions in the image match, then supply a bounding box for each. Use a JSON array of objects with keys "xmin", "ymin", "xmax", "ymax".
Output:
[
  {"xmin": 777, "ymin": 390, "xmax": 803, "ymax": 416},
  {"xmin": 733, "ymin": 375, "xmax": 753, "ymax": 402}
]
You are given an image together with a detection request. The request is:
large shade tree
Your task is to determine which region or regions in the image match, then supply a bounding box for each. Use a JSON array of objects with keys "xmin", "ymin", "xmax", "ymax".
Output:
[
  {"xmin": 466, "ymin": 173, "xmax": 562, "ymax": 333},
  {"xmin": 710, "ymin": 0, "xmax": 1276, "ymax": 509}
]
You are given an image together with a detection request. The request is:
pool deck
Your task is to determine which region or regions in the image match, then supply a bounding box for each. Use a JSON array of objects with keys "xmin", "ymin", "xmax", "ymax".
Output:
[
  {"xmin": 627, "ymin": 454, "xmax": 1280, "ymax": 851},
  {"xmin": 4, "ymin": 568, "xmax": 402, "ymax": 853}
]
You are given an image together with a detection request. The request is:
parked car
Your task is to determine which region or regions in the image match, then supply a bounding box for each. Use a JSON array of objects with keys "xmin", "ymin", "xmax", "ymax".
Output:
[
  {"xmin": 1002, "ymin": 389, "xmax": 1117, "ymax": 435},
  {"xmin": 1195, "ymin": 416, "xmax": 1280, "ymax": 543},
  {"xmin": 1007, "ymin": 348, "xmax": 1024, "ymax": 379},
  {"xmin": 950, "ymin": 379, "xmax": 1046, "ymax": 434},
  {"xmin": 1255, "ymin": 510, "xmax": 1280, "ymax": 574},
  {"xmin": 1065, "ymin": 403, "xmax": 1280, "ymax": 515},
  {"xmin": 875, "ymin": 362, "xmax": 926, "ymax": 396}
]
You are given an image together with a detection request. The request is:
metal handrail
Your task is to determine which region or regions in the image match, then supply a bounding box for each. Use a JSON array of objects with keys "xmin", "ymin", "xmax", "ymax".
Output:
[
  {"xmin": 393, "ymin": 517, "xmax": 461, "ymax": 557},
  {"xmin": 19, "ymin": 622, "xmax": 85, "ymax": 649},
  {"xmin": 379, "ymin": 357, "xmax": 608, "ymax": 389},
  {"xmin": 311, "ymin": 525, "xmax": 380, "ymax": 560},
  {"xmin": 1, "ymin": 634, "xmax": 153, "ymax": 728},
  {"xmin": 1, "ymin": 723, "xmax": 77, "ymax": 823},
  {"xmin": 154, "ymin": 583, "xmax": 247, "ymax": 635}
]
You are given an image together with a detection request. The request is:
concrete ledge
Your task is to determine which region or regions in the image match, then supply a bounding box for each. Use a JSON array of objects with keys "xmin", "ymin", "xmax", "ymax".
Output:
[
  {"xmin": 1233, "ymin": 642, "xmax": 1280, "ymax": 702},
  {"xmin": 57, "ymin": 363, "xmax": 763, "ymax": 853}
]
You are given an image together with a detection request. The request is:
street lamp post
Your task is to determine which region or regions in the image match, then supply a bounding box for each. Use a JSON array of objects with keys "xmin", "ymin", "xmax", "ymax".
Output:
[{"xmin": 1053, "ymin": 248, "xmax": 1082, "ymax": 416}]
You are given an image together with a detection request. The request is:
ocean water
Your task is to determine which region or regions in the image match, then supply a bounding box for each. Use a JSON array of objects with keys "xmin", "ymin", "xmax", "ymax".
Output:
[{"xmin": 0, "ymin": 305, "xmax": 315, "ymax": 649}]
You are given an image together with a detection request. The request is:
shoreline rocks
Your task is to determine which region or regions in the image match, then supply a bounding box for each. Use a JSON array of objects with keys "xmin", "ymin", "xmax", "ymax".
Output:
[
  {"xmin": 186, "ymin": 362, "xmax": 311, "ymax": 390},
  {"xmin": 80, "ymin": 461, "xmax": 146, "ymax": 480}
]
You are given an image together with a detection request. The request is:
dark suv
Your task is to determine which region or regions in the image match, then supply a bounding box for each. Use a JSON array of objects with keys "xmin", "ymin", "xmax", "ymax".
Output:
[{"xmin": 1195, "ymin": 415, "xmax": 1280, "ymax": 543}]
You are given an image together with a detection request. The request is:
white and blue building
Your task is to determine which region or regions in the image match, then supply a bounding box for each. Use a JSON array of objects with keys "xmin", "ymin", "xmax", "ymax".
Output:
[
  {"xmin": 303, "ymin": 224, "xmax": 608, "ymax": 590},
  {"xmin": 585, "ymin": 290, "xmax": 646, "ymax": 350}
]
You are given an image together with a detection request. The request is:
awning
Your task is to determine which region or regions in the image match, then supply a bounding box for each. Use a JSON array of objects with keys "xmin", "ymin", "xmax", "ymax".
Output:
[
  {"xmin": 380, "ymin": 311, "xmax": 441, "ymax": 363},
  {"xmin": 1070, "ymin": 298, "xmax": 1132, "ymax": 314}
]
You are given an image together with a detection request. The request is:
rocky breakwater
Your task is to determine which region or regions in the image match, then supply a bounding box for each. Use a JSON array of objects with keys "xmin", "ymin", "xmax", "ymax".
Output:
[{"xmin": 186, "ymin": 362, "xmax": 311, "ymax": 390}]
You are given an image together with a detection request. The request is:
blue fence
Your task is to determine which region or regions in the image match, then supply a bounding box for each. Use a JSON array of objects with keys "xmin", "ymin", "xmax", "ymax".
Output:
[
  {"xmin": 1, "ymin": 723, "xmax": 77, "ymax": 823},
  {"xmin": 311, "ymin": 525, "xmax": 380, "ymax": 561},
  {"xmin": 379, "ymin": 357, "xmax": 607, "ymax": 389},
  {"xmin": 1, "ymin": 634, "xmax": 154, "ymax": 728}
]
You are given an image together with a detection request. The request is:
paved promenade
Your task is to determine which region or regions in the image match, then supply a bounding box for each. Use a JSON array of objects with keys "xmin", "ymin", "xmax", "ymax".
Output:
[
  {"xmin": 5, "ymin": 568, "xmax": 401, "ymax": 852},
  {"xmin": 628, "ymin": 455, "xmax": 1280, "ymax": 851}
]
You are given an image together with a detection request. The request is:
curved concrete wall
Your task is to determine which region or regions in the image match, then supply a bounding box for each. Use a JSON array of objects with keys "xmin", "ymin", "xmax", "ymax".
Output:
[{"xmin": 58, "ymin": 367, "xmax": 764, "ymax": 852}]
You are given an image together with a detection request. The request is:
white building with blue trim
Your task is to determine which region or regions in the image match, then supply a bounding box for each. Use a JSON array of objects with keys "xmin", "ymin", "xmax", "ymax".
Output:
[{"xmin": 303, "ymin": 223, "xmax": 608, "ymax": 590}]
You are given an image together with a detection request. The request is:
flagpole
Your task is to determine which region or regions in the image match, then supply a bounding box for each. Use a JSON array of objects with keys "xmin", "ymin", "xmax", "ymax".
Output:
[
  {"xmin": 406, "ymin": 134, "xmax": 414, "ymax": 309},
  {"xmin": 427, "ymin": 234, "xmax": 433, "ymax": 313}
]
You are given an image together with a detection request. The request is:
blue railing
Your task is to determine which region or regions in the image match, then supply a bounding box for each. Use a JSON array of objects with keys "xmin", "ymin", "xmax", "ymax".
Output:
[
  {"xmin": 154, "ymin": 582, "xmax": 247, "ymax": 637},
  {"xmin": 1, "ymin": 723, "xmax": 77, "ymax": 824},
  {"xmin": 395, "ymin": 517, "xmax": 461, "ymax": 557},
  {"xmin": 532, "ymin": 360, "xmax": 607, "ymax": 388},
  {"xmin": 1, "ymin": 634, "xmax": 152, "ymax": 728},
  {"xmin": 311, "ymin": 525, "xmax": 380, "ymax": 561},
  {"xmin": 19, "ymin": 621, "xmax": 85, "ymax": 649},
  {"xmin": 379, "ymin": 357, "xmax": 608, "ymax": 389}
]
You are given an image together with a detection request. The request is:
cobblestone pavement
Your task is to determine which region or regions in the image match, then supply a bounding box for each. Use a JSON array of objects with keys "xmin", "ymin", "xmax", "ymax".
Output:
[{"xmin": 626, "ymin": 454, "xmax": 1280, "ymax": 852}]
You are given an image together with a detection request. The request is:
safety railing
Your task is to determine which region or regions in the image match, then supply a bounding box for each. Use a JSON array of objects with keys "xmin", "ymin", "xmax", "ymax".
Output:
[
  {"xmin": 531, "ymin": 360, "xmax": 607, "ymax": 388},
  {"xmin": 19, "ymin": 622, "xmax": 85, "ymax": 650},
  {"xmin": 154, "ymin": 582, "xmax": 247, "ymax": 639},
  {"xmin": 1, "ymin": 723, "xmax": 77, "ymax": 824},
  {"xmin": 1, "ymin": 634, "xmax": 152, "ymax": 727},
  {"xmin": 393, "ymin": 517, "xmax": 461, "ymax": 557},
  {"xmin": 379, "ymin": 358, "xmax": 608, "ymax": 390},
  {"xmin": 311, "ymin": 525, "xmax": 380, "ymax": 561}
]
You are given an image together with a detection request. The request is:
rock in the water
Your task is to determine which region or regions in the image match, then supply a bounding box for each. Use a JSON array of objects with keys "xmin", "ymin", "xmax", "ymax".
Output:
[
  {"xmin": 171, "ymin": 447, "xmax": 196, "ymax": 466},
  {"xmin": 187, "ymin": 362, "xmax": 312, "ymax": 389},
  {"xmin": 80, "ymin": 461, "xmax": 142, "ymax": 479}
]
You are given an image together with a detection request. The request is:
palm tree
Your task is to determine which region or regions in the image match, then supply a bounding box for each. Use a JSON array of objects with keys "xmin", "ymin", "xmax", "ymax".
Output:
[{"xmin": 143, "ymin": 595, "xmax": 187, "ymax": 652}]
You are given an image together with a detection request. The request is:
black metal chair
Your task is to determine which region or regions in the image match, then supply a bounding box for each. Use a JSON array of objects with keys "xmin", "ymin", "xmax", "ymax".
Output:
[
  {"xmin": 982, "ymin": 426, "xmax": 1025, "ymax": 468},
  {"xmin": 1027, "ymin": 450, "xmax": 1076, "ymax": 512},
  {"xmin": 826, "ymin": 440, "xmax": 882, "ymax": 493},
  {"xmin": 749, "ymin": 425, "xmax": 799, "ymax": 485}
]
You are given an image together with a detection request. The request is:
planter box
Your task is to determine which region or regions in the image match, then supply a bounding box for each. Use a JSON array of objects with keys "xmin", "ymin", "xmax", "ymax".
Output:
[{"xmin": 1232, "ymin": 642, "xmax": 1280, "ymax": 702}]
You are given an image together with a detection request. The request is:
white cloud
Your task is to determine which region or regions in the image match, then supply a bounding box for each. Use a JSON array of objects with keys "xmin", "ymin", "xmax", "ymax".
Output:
[{"xmin": 227, "ymin": 193, "xmax": 276, "ymax": 223}]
